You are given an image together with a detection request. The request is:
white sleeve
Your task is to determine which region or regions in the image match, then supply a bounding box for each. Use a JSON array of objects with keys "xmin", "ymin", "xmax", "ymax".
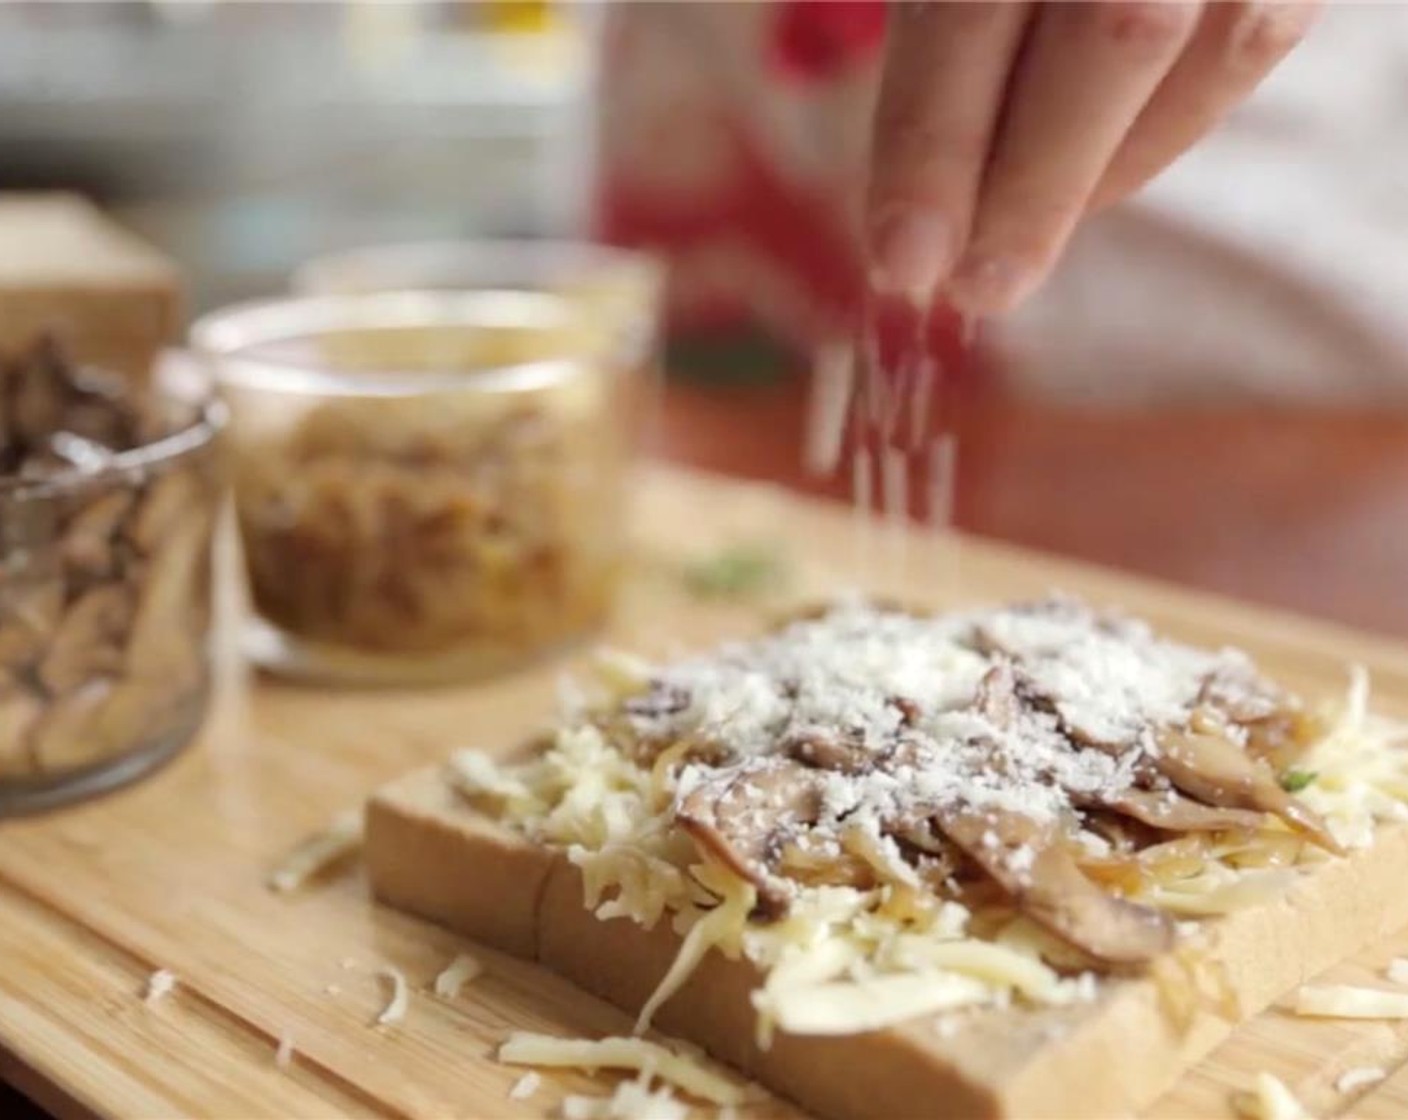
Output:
[{"xmin": 996, "ymin": 4, "xmax": 1408, "ymax": 404}]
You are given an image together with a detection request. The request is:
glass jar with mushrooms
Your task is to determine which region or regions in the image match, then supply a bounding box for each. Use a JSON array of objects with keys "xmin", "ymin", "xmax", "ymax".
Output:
[
  {"xmin": 193, "ymin": 288, "xmax": 654, "ymax": 685},
  {"xmin": 0, "ymin": 339, "xmax": 225, "ymax": 814}
]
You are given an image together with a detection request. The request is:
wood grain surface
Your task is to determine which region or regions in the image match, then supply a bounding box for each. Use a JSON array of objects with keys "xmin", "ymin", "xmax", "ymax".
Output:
[
  {"xmin": 5, "ymin": 466, "xmax": 1408, "ymax": 1119},
  {"xmin": 653, "ymin": 373, "xmax": 1408, "ymax": 641}
]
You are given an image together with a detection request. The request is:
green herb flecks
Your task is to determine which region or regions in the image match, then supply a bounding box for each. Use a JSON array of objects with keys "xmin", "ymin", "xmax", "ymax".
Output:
[
  {"xmin": 1280, "ymin": 768, "xmax": 1318, "ymax": 794},
  {"xmin": 681, "ymin": 542, "xmax": 788, "ymax": 601}
]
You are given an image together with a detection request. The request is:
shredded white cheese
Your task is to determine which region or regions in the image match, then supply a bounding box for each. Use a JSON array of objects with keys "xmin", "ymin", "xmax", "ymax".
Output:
[
  {"xmin": 561, "ymin": 1080, "xmax": 688, "ymax": 1120},
  {"xmin": 1387, "ymin": 957, "xmax": 1408, "ymax": 986},
  {"xmin": 325, "ymin": 984, "xmax": 342, "ymax": 996},
  {"xmin": 498, "ymin": 1032, "xmax": 750, "ymax": 1106},
  {"xmin": 1335, "ymin": 1066, "xmax": 1385, "ymax": 1094},
  {"xmin": 933, "ymin": 1015, "xmax": 961, "ymax": 1039},
  {"xmin": 448, "ymin": 751, "xmax": 536, "ymax": 808},
  {"xmin": 433, "ymin": 953, "xmax": 483, "ymax": 999},
  {"xmin": 267, "ymin": 810, "xmax": 362, "ymax": 893},
  {"xmin": 508, "ymin": 1071, "xmax": 541, "ymax": 1101},
  {"xmin": 1233, "ymin": 1073, "xmax": 1309, "ymax": 1120},
  {"xmin": 467, "ymin": 601, "xmax": 1408, "ymax": 1043},
  {"xmin": 1294, "ymin": 984, "xmax": 1408, "ymax": 1019},
  {"xmin": 142, "ymin": 969, "xmax": 177, "ymax": 1005},
  {"xmin": 275, "ymin": 1032, "xmax": 295, "ymax": 1069},
  {"xmin": 375, "ymin": 966, "xmax": 410, "ymax": 1026},
  {"xmin": 758, "ymin": 972, "xmax": 990, "ymax": 1036}
]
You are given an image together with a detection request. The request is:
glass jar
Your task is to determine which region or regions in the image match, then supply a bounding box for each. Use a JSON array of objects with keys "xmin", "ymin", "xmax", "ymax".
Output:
[
  {"xmin": 192, "ymin": 288, "xmax": 653, "ymax": 686},
  {"xmin": 292, "ymin": 239, "xmax": 664, "ymax": 364},
  {"xmin": 0, "ymin": 368, "xmax": 225, "ymax": 816}
]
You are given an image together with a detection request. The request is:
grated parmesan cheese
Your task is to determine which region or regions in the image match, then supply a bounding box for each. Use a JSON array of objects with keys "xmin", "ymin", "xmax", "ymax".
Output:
[
  {"xmin": 1294, "ymin": 984, "xmax": 1408, "ymax": 1019},
  {"xmin": 275, "ymin": 1032, "xmax": 294, "ymax": 1069},
  {"xmin": 469, "ymin": 599, "xmax": 1408, "ymax": 1043},
  {"xmin": 432, "ymin": 953, "xmax": 483, "ymax": 999},
  {"xmin": 374, "ymin": 966, "xmax": 410, "ymax": 1026},
  {"xmin": 1387, "ymin": 957, "xmax": 1408, "ymax": 986},
  {"xmin": 498, "ymin": 1032, "xmax": 750, "ymax": 1106},
  {"xmin": 143, "ymin": 969, "xmax": 177, "ymax": 1005},
  {"xmin": 267, "ymin": 810, "xmax": 362, "ymax": 893},
  {"xmin": 626, "ymin": 600, "xmax": 1178, "ymax": 831},
  {"xmin": 508, "ymin": 1071, "xmax": 541, "ymax": 1101},
  {"xmin": 1232, "ymin": 1073, "xmax": 1309, "ymax": 1120},
  {"xmin": 1335, "ymin": 1066, "xmax": 1385, "ymax": 1094}
]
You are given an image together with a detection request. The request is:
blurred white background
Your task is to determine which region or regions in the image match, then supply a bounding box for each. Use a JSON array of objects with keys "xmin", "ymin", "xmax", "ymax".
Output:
[{"xmin": 0, "ymin": 0, "xmax": 602, "ymax": 310}]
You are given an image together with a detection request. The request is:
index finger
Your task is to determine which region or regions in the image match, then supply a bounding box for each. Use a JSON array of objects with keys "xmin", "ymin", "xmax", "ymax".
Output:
[{"xmin": 866, "ymin": 1, "xmax": 1033, "ymax": 302}]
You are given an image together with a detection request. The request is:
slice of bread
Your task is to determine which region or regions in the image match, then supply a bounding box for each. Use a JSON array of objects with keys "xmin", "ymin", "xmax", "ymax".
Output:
[
  {"xmin": 367, "ymin": 764, "xmax": 1408, "ymax": 1120},
  {"xmin": 0, "ymin": 193, "xmax": 181, "ymax": 381}
]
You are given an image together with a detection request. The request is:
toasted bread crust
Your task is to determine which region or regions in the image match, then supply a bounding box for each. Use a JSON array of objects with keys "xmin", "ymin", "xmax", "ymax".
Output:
[{"xmin": 367, "ymin": 766, "xmax": 1408, "ymax": 1119}]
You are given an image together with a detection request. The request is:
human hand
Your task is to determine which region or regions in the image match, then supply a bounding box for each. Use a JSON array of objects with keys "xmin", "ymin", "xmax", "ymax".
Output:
[{"xmin": 866, "ymin": 1, "xmax": 1320, "ymax": 314}]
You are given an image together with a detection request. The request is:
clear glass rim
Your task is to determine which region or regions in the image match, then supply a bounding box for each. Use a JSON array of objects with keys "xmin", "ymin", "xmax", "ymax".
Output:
[
  {"xmin": 190, "ymin": 288, "xmax": 632, "ymax": 398},
  {"xmin": 291, "ymin": 237, "xmax": 665, "ymax": 296},
  {"xmin": 0, "ymin": 389, "xmax": 226, "ymax": 504}
]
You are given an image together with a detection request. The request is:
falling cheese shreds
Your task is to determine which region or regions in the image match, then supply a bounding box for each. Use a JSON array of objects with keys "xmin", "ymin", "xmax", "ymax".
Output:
[
  {"xmin": 1387, "ymin": 957, "xmax": 1408, "ymax": 986},
  {"xmin": 1231, "ymin": 1073, "xmax": 1310, "ymax": 1120},
  {"xmin": 1335, "ymin": 1066, "xmax": 1386, "ymax": 1094},
  {"xmin": 267, "ymin": 809, "xmax": 362, "ymax": 893},
  {"xmin": 508, "ymin": 1072, "xmax": 541, "ymax": 1101},
  {"xmin": 1294, "ymin": 984, "xmax": 1408, "ymax": 1019},
  {"xmin": 275, "ymin": 1032, "xmax": 295, "ymax": 1069},
  {"xmin": 498, "ymin": 1032, "xmax": 750, "ymax": 1106},
  {"xmin": 433, "ymin": 952, "xmax": 484, "ymax": 999},
  {"xmin": 374, "ymin": 966, "xmax": 410, "ymax": 1026},
  {"xmin": 325, "ymin": 984, "xmax": 342, "ymax": 996},
  {"xmin": 143, "ymin": 968, "xmax": 177, "ymax": 1005},
  {"xmin": 560, "ymin": 1080, "xmax": 689, "ymax": 1120}
]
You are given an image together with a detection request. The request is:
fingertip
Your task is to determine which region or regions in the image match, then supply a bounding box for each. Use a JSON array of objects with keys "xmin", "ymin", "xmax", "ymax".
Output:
[
  {"xmin": 945, "ymin": 254, "xmax": 1042, "ymax": 316},
  {"xmin": 866, "ymin": 204, "xmax": 957, "ymax": 304}
]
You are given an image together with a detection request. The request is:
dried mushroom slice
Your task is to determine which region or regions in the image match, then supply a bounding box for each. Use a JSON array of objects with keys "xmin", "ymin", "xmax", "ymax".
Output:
[
  {"xmin": 60, "ymin": 488, "xmax": 136, "ymax": 583},
  {"xmin": 0, "ymin": 684, "xmax": 43, "ymax": 775},
  {"xmin": 1156, "ymin": 728, "xmax": 1342, "ymax": 854},
  {"xmin": 28, "ymin": 678, "xmax": 115, "ymax": 771},
  {"xmin": 784, "ymin": 729, "xmax": 873, "ymax": 775},
  {"xmin": 125, "ymin": 512, "xmax": 212, "ymax": 687},
  {"xmin": 88, "ymin": 677, "xmax": 198, "ymax": 756},
  {"xmin": 937, "ymin": 807, "xmax": 1175, "ymax": 966},
  {"xmin": 128, "ymin": 468, "xmax": 201, "ymax": 555},
  {"xmin": 37, "ymin": 584, "xmax": 133, "ymax": 694},
  {"xmin": 6, "ymin": 339, "xmax": 68, "ymax": 457},
  {"xmin": 0, "ymin": 581, "xmax": 64, "ymax": 670},
  {"xmin": 675, "ymin": 759, "xmax": 825, "ymax": 919},
  {"xmin": 1087, "ymin": 788, "xmax": 1266, "ymax": 834}
]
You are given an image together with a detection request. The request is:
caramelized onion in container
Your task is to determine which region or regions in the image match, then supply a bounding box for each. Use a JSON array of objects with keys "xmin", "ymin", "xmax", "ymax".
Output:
[
  {"xmin": 192, "ymin": 284, "xmax": 656, "ymax": 685},
  {"xmin": 0, "ymin": 340, "xmax": 225, "ymax": 815}
]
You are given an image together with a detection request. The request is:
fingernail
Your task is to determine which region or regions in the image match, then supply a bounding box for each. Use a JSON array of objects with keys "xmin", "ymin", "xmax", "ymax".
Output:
[
  {"xmin": 868, "ymin": 206, "xmax": 954, "ymax": 302},
  {"xmin": 947, "ymin": 255, "xmax": 1033, "ymax": 314}
]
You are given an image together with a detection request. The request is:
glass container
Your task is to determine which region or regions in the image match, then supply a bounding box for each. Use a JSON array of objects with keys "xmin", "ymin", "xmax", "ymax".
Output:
[{"xmin": 192, "ymin": 287, "xmax": 653, "ymax": 685}]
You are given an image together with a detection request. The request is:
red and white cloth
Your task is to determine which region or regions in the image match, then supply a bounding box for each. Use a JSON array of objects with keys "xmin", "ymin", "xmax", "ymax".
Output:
[
  {"xmin": 594, "ymin": 2, "xmax": 890, "ymax": 349},
  {"xmin": 595, "ymin": 1, "xmax": 1408, "ymax": 404}
]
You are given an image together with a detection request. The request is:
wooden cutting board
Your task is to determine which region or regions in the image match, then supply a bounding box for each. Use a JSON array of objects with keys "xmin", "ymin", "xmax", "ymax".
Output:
[{"xmin": 6, "ymin": 465, "xmax": 1408, "ymax": 1120}]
